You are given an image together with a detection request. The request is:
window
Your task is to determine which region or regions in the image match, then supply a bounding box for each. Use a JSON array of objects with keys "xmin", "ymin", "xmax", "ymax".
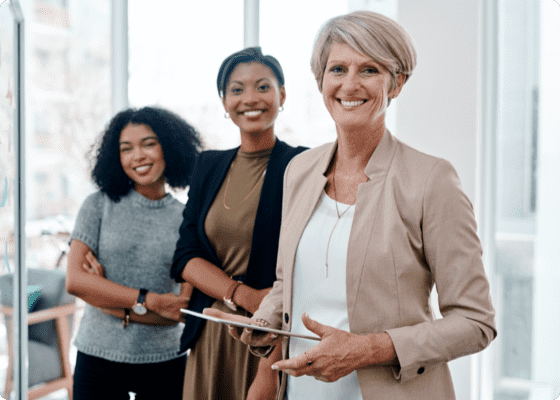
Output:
[
  {"xmin": 1, "ymin": 0, "xmax": 113, "ymax": 397},
  {"xmin": 260, "ymin": 0, "xmax": 399, "ymax": 148},
  {"xmin": 482, "ymin": 0, "xmax": 560, "ymax": 398},
  {"xmin": 128, "ymin": 0, "xmax": 244, "ymax": 151}
]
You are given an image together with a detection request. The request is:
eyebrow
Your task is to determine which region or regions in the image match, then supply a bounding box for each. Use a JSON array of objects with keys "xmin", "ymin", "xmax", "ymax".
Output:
[
  {"xmin": 119, "ymin": 136, "xmax": 158, "ymax": 145},
  {"xmin": 327, "ymin": 59, "xmax": 379, "ymax": 66},
  {"xmin": 229, "ymin": 77, "xmax": 271, "ymax": 86}
]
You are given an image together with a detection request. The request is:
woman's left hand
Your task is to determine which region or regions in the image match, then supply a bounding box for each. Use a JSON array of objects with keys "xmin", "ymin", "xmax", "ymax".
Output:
[
  {"xmin": 272, "ymin": 313, "xmax": 397, "ymax": 383},
  {"xmin": 82, "ymin": 251, "xmax": 105, "ymax": 277}
]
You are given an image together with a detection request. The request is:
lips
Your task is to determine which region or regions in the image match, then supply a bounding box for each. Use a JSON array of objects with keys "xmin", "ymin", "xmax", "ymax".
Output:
[
  {"xmin": 239, "ymin": 109, "xmax": 264, "ymax": 117},
  {"xmin": 134, "ymin": 164, "xmax": 151, "ymax": 173},
  {"xmin": 339, "ymin": 99, "xmax": 366, "ymax": 107}
]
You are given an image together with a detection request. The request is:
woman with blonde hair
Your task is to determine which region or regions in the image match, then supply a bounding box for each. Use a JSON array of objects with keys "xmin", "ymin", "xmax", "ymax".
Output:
[{"xmin": 216, "ymin": 11, "xmax": 496, "ymax": 399}]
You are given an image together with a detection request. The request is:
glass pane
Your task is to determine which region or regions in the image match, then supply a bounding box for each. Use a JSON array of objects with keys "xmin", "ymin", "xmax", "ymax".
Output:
[
  {"xmin": 26, "ymin": 0, "xmax": 111, "ymax": 269},
  {"xmin": 23, "ymin": 0, "xmax": 112, "ymax": 398},
  {"xmin": 0, "ymin": 1, "xmax": 18, "ymax": 397},
  {"xmin": 128, "ymin": 0, "xmax": 244, "ymax": 156},
  {"xmin": 495, "ymin": 0, "xmax": 539, "ymax": 234},
  {"xmin": 261, "ymin": 0, "xmax": 398, "ymax": 149},
  {"xmin": 493, "ymin": 0, "xmax": 540, "ymax": 397},
  {"xmin": 260, "ymin": 0, "xmax": 345, "ymax": 149}
]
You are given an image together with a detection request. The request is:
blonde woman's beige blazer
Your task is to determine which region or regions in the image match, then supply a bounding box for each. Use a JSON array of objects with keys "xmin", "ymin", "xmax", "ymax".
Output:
[{"xmin": 253, "ymin": 130, "xmax": 496, "ymax": 400}]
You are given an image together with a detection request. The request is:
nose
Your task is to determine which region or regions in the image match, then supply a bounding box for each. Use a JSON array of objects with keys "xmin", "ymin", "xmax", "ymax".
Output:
[
  {"xmin": 131, "ymin": 146, "xmax": 146, "ymax": 161},
  {"xmin": 341, "ymin": 70, "xmax": 360, "ymax": 93},
  {"xmin": 241, "ymin": 87, "xmax": 258, "ymax": 105}
]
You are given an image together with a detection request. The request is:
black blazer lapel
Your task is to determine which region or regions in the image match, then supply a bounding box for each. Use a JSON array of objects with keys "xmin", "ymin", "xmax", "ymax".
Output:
[{"xmin": 196, "ymin": 148, "xmax": 238, "ymax": 266}]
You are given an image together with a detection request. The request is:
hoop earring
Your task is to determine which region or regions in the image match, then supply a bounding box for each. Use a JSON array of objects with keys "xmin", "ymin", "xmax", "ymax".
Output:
[
  {"xmin": 224, "ymin": 112, "xmax": 230, "ymax": 119},
  {"xmin": 279, "ymin": 106, "xmax": 284, "ymax": 112}
]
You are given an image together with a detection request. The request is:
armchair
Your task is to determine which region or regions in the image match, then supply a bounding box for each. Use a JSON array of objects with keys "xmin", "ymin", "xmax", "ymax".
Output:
[{"xmin": 0, "ymin": 268, "xmax": 77, "ymax": 400}]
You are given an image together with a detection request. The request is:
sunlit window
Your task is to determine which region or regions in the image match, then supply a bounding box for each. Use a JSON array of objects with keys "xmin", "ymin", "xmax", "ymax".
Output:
[
  {"xmin": 128, "ymin": 0, "xmax": 244, "ymax": 152},
  {"xmin": 492, "ymin": 0, "xmax": 539, "ymax": 398}
]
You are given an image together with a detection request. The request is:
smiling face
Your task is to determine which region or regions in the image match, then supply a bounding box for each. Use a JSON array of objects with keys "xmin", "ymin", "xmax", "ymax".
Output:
[
  {"xmin": 222, "ymin": 62, "xmax": 286, "ymax": 139},
  {"xmin": 322, "ymin": 43, "xmax": 404, "ymax": 134},
  {"xmin": 119, "ymin": 123, "xmax": 166, "ymax": 197}
]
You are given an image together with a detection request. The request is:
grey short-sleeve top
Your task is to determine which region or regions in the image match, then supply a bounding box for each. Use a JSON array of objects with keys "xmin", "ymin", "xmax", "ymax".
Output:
[{"xmin": 70, "ymin": 189, "xmax": 184, "ymax": 364}]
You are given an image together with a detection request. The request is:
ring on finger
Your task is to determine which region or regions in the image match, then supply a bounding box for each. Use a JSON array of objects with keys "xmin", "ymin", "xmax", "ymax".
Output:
[{"xmin": 304, "ymin": 352, "xmax": 312, "ymax": 366}]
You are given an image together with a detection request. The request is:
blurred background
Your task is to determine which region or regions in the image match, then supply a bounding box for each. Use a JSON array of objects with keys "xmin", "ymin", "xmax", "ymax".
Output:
[{"xmin": 1, "ymin": 0, "xmax": 559, "ymax": 399}]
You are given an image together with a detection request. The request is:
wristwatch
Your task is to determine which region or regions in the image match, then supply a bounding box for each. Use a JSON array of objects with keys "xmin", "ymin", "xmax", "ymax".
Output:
[{"xmin": 132, "ymin": 288, "xmax": 148, "ymax": 315}]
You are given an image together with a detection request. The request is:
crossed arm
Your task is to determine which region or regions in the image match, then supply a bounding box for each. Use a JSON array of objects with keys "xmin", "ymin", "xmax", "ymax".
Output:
[{"xmin": 66, "ymin": 239, "xmax": 190, "ymax": 326}]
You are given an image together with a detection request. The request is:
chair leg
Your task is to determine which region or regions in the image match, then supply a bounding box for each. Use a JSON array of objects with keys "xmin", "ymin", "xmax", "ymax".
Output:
[{"xmin": 56, "ymin": 314, "xmax": 73, "ymax": 400}]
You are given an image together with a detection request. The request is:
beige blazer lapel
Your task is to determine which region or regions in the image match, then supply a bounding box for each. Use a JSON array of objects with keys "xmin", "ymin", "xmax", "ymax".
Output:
[{"xmin": 346, "ymin": 130, "xmax": 399, "ymax": 325}]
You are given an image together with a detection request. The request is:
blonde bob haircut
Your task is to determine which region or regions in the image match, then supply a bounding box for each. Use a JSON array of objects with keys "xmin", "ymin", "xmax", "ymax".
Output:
[{"xmin": 311, "ymin": 10, "xmax": 417, "ymax": 92}]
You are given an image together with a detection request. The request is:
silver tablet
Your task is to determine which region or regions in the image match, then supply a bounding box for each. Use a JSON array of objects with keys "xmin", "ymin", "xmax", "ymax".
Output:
[{"xmin": 180, "ymin": 309, "xmax": 320, "ymax": 341}]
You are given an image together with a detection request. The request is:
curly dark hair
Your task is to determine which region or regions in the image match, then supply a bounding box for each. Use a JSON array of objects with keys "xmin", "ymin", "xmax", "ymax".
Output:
[{"xmin": 90, "ymin": 107, "xmax": 203, "ymax": 202}]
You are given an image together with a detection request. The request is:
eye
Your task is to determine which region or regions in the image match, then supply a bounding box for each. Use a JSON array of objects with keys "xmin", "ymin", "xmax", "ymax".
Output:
[
  {"xmin": 143, "ymin": 140, "xmax": 157, "ymax": 147},
  {"xmin": 258, "ymin": 84, "xmax": 270, "ymax": 92},
  {"xmin": 230, "ymin": 87, "xmax": 243, "ymax": 95},
  {"xmin": 329, "ymin": 66, "xmax": 344, "ymax": 74},
  {"xmin": 363, "ymin": 66, "xmax": 379, "ymax": 75},
  {"xmin": 120, "ymin": 147, "xmax": 131, "ymax": 153}
]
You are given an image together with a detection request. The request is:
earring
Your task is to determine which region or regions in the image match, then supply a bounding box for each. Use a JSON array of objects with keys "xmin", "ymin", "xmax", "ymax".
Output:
[
  {"xmin": 279, "ymin": 106, "xmax": 284, "ymax": 112},
  {"xmin": 224, "ymin": 112, "xmax": 230, "ymax": 119}
]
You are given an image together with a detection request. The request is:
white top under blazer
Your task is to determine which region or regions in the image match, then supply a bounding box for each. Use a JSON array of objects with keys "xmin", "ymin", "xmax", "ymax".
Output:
[{"xmin": 287, "ymin": 191, "xmax": 361, "ymax": 400}]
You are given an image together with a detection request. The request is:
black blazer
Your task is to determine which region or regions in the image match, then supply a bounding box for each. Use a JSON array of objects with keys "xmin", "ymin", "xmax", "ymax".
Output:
[{"xmin": 171, "ymin": 138, "xmax": 307, "ymax": 352}]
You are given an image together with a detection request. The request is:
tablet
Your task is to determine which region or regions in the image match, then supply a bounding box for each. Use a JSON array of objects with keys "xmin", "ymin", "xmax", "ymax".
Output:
[{"xmin": 180, "ymin": 309, "xmax": 321, "ymax": 341}]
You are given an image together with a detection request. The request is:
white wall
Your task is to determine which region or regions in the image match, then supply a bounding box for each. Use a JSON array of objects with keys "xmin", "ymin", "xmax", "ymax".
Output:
[
  {"xmin": 397, "ymin": 1, "xmax": 482, "ymax": 399},
  {"xmin": 397, "ymin": 0, "xmax": 479, "ymax": 203}
]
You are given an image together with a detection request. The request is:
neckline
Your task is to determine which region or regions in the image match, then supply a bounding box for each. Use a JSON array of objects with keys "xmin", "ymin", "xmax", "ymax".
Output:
[
  {"xmin": 129, "ymin": 189, "xmax": 175, "ymax": 209},
  {"xmin": 321, "ymin": 189, "xmax": 356, "ymax": 208},
  {"xmin": 237, "ymin": 146, "xmax": 274, "ymax": 159}
]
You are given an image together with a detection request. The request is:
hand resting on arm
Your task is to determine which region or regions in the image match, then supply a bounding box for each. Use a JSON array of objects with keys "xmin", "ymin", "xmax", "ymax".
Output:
[{"xmin": 66, "ymin": 239, "xmax": 188, "ymax": 325}]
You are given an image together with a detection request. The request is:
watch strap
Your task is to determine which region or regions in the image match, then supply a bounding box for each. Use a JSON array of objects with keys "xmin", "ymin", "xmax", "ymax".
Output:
[
  {"xmin": 122, "ymin": 309, "xmax": 130, "ymax": 328},
  {"xmin": 137, "ymin": 288, "xmax": 148, "ymax": 305}
]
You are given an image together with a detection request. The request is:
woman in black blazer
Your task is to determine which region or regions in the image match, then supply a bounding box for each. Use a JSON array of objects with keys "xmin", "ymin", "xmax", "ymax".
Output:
[{"xmin": 171, "ymin": 47, "xmax": 306, "ymax": 400}]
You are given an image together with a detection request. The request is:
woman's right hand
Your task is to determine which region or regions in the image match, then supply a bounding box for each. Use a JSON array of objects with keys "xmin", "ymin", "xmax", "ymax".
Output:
[
  {"xmin": 203, "ymin": 308, "xmax": 282, "ymax": 347},
  {"xmin": 146, "ymin": 292, "xmax": 189, "ymax": 323},
  {"xmin": 234, "ymin": 286, "xmax": 272, "ymax": 315}
]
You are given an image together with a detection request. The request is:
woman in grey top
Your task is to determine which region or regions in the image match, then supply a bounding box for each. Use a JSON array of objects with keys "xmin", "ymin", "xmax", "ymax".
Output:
[{"xmin": 66, "ymin": 107, "xmax": 202, "ymax": 399}]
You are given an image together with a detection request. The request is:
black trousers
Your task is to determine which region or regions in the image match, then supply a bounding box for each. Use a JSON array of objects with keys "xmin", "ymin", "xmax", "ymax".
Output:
[{"xmin": 73, "ymin": 351, "xmax": 186, "ymax": 400}]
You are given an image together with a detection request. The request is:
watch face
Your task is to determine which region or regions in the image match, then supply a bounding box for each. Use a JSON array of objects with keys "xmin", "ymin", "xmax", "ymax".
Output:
[{"xmin": 132, "ymin": 303, "xmax": 147, "ymax": 315}]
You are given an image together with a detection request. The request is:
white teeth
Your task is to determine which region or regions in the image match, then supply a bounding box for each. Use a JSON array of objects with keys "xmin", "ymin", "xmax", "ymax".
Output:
[
  {"xmin": 135, "ymin": 165, "xmax": 150, "ymax": 172},
  {"xmin": 244, "ymin": 110, "xmax": 263, "ymax": 117},
  {"xmin": 341, "ymin": 100, "xmax": 365, "ymax": 107}
]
